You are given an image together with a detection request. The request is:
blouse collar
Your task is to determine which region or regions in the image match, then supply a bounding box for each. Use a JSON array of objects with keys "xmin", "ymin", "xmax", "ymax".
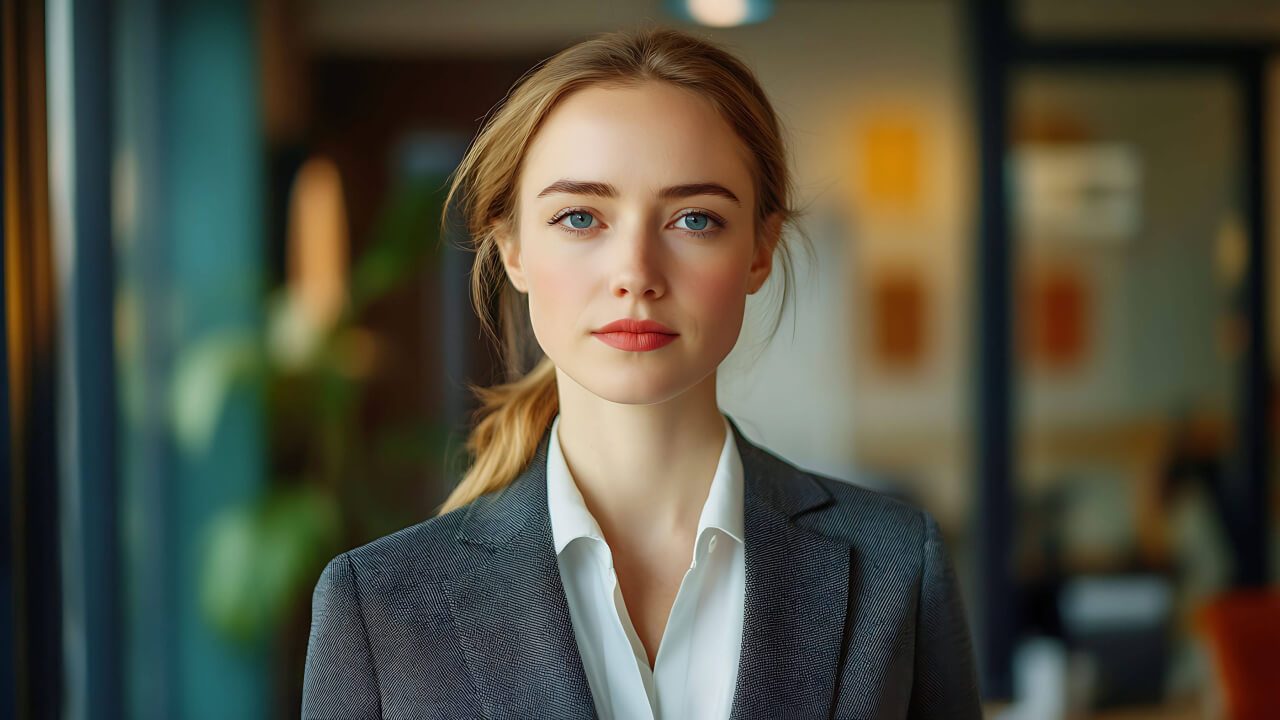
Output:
[{"xmin": 546, "ymin": 411, "xmax": 745, "ymax": 558}]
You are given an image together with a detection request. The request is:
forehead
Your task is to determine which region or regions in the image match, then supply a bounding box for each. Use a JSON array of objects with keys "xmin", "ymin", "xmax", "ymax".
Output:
[{"xmin": 520, "ymin": 82, "xmax": 754, "ymax": 203}]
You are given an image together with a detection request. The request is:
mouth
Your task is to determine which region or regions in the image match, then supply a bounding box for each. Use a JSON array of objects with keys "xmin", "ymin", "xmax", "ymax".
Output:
[
  {"xmin": 591, "ymin": 331, "xmax": 678, "ymax": 352},
  {"xmin": 590, "ymin": 317, "xmax": 679, "ymax": 352}
]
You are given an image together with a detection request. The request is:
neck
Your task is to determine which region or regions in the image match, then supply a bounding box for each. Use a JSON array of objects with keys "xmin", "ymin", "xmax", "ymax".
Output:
[{"xmin": 553, "ymin": 368, "xmax": 727, "ymax": 545}]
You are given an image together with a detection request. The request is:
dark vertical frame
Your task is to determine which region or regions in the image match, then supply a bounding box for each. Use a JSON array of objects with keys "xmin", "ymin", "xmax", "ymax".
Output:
[
  {"xmin": 1233, "ymin": 57, "xmax": 1271, "ymax": 589},
  {"xmin": 1, "ymin": 4, "xmax": 12, "ymax": 716},
  {"xmin": 54, "ymin": 0, "xmax": 123, "ymax": 716},
  {"xmin": 968, "ymin": 0, "xmax": 1017, "ymax": 701},
  {"xmin": 969, "ymin": 0, "xmax": 1276, "ymax": 699}
]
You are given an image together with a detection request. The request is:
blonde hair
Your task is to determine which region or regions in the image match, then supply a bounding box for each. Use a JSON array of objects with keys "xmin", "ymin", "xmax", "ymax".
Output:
[{"xmin": 435, "ymin": 26, "xmax": 809, "ymax": 516}]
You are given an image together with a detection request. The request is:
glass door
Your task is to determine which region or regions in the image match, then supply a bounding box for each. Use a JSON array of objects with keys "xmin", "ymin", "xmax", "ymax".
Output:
[{"xmin": 1008, "ymin": 66, "xmax": 1249, "ymax": 710}]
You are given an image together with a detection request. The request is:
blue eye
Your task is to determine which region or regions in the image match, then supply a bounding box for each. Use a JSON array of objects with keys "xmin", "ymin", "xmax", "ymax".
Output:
[
  {"xmin": 549, "ymin": 209, "xmax": 599, "ymax": 236},
  {"xmin": 674, "ymin": 211, "xmax": 722, "ymax": 235},
  {"xmin": 549, "ymin": 208, "xmax": 723, "ymax": 237},
  {"xmin": 678, "ymin": 213, "xmax": 711, "ymax": 231}
]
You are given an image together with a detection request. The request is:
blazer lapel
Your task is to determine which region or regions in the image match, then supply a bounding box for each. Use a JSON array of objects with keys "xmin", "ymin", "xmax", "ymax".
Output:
[
  {"xmin": 446, "ymin": 428, "xmax": 597, "ymax": 720},
  {"xmin": 726, "ymin": 417, "xmax": 852, "ymax": 720},
  {"xmin": 444, "ymin": 415, "xmax": 851, "ymax": 720}
]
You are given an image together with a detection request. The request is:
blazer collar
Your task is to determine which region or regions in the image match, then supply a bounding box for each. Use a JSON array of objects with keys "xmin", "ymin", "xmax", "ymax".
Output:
[{"xmin": 447, "ymin": 414, "xmax": 851, "ymax": 720}]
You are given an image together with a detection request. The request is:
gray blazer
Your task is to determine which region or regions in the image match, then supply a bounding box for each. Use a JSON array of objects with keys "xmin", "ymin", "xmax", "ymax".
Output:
[{"xmin": 302, "ymin": 416, "xmax": 982, "ymax": 719}]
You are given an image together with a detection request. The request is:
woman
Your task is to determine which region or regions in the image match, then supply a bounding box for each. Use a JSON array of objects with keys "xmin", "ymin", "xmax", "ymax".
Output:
[{"xmin": 302, "ymin": 27, "xmax": 981, "ymax": 720}]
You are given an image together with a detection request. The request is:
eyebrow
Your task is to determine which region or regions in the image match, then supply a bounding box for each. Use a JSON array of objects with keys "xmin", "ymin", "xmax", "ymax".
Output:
[{"xmin": 535, "ymin": 179, "xmax": 741, "ymax": 206}]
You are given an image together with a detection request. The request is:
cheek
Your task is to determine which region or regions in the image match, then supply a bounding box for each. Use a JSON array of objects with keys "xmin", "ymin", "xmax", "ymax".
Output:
[
  {"xmin": 523, "ymin": 247, "xmax": 590, "ymax": 337},
  {"xmin": 683, "ymin": 257, "xmax": 749, "ymax": 334}
]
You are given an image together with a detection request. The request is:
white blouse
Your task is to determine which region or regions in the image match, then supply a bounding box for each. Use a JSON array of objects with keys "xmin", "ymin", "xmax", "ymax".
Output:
[{"xmin": 546, "ymin": 412, "xmax": 746, "ymax": 720}]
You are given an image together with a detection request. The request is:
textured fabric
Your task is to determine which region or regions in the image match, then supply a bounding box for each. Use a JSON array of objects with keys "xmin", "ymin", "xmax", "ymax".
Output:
[
  {"xmin": 301, "ymin": 414, "xmax": 982, "ymax": 719},
  {"xmin": 546, "ymin": 412, "xmax": 744, "ymax": 720}
]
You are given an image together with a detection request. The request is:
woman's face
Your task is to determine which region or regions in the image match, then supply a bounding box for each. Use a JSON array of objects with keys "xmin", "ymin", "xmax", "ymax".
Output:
[{"xmin": 498, "ymin": 81, "xmax": 777, "ymax": 405}]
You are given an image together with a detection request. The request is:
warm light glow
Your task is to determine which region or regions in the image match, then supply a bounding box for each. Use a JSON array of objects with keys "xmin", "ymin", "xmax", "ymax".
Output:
[
  {"xmin": 287, "ymin": 156, "xmax": 349, "ymax": 331},
  {"xmin": 688, "ymin": 0, "xmax": 750, "ymax": 27}
]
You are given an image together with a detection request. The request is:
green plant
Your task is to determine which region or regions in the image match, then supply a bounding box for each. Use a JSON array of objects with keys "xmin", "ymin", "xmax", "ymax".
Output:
[{"xmin": 173, "ymin": 174, "xmax": 453, "ymax": 644}]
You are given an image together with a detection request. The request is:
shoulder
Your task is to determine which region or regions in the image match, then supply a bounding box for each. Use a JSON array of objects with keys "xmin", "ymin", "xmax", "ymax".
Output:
[
  {"xmin": 310, "ymin": 504, "xmax": 486, "ymax": 638},
  {"xmin": 745, "ymin": 440, "xmax": 936, "ymax": 570},
  {"xmin": 306, "ymin": 504, "xmax": 489, "ymax": 714},
  {"xmin": 332, "ymin": 502, "xmax": 479, "ymax": 582}
]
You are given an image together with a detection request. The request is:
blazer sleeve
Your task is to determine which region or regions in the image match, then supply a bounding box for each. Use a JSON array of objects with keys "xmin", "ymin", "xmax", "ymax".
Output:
[
  {"xmin": 907, "ymin": 510, "xmax": 982, "ymax": 719},
  {"xmin": 301, "ymin": 552, "xmax": 382, "ymax": 719}
]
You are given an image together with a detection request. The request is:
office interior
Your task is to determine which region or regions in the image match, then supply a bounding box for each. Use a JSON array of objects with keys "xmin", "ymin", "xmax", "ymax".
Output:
[{"xmin": 4, "ymin": 0, "xmax": 1279, "ymax": 718}]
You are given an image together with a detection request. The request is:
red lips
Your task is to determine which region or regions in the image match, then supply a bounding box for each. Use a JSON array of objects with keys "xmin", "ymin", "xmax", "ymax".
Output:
[
  {"xmin": 593, "ymin": 318, "xmax": 677, "ymax": 334},
  {"xmin": 591, "ymin": 318, "xmax": 679, "ymax": 352}
]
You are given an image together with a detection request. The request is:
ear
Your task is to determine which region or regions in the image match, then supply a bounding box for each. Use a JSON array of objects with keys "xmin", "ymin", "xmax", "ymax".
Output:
[
  {"xmin": 747, "ymin": 212, "xmax": 782, "ymax": 295},
  {"xmin": 495, "ymin": 225, "xmax": 528, "ymax": 293}
]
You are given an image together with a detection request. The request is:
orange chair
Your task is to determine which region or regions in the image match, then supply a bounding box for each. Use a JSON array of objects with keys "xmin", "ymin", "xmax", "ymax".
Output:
[{"xmin": 1195, "ymin": 589, "xmax": 1280, "ymax": 719}]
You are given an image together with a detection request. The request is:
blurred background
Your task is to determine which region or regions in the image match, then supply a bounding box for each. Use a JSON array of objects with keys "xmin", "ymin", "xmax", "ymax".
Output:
[{"xmin": 4, "ymin": 0, "xmax": 1279, "ymax": 718}]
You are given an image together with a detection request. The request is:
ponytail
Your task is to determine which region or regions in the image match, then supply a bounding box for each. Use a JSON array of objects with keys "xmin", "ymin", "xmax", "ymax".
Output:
[{"xmin": 436, "ymin": 356, "xmax": 558, "ymax": 515}]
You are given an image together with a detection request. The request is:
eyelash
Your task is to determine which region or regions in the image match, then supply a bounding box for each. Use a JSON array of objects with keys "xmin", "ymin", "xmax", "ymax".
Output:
[{"xmin": 546, "ymin": 207, "xmax": 726, "ymax": 239}]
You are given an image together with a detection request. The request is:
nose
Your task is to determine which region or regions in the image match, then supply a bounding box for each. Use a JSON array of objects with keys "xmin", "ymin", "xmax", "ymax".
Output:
[{"xmin": 609, "ymin": 223, "xmax": 666, "ymax": 300}]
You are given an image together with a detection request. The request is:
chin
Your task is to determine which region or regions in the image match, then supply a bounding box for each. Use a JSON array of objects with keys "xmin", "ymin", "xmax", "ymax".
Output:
[{"xmin": 569, "ymin": 366, "xmax": 699, "ymax": 406}]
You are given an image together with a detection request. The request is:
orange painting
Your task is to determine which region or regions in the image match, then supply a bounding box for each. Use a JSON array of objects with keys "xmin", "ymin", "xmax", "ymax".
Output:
[
  {"xmin": 1021, "ymin": 265, "xmax": 1089, "ymax": 372},
  {"xmin": 870, "ymin": 268, "xmax": 927, "ymax": 372}
]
